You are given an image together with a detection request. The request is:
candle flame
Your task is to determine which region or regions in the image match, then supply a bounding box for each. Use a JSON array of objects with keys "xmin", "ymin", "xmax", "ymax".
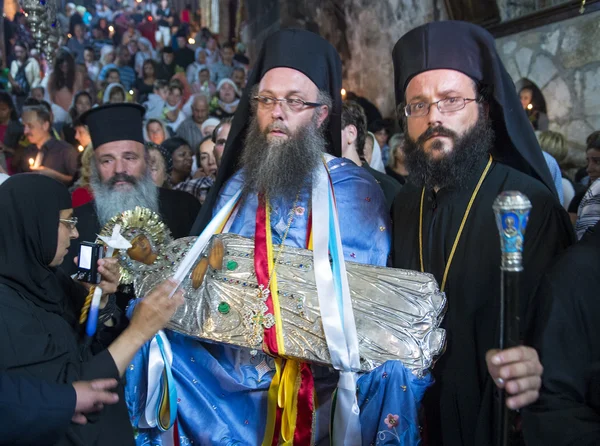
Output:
[
  {"xmin": 188, "ymin": 38, "xmax": 195, "ymax": 45},
  {"xmin": 78, "ymin": 145, "xmax": 84, "ymax": 152},
  {"xmin": 341, "ymin": 88, "xmax": 346, "ymax": 97},
  {"xmin": 108, "ymin": 25, "xmax": 114, "ymax": 32},
  {"xmin": 28, "ymin": 158, "xmax": 34, "ymax": 166},
  {"xmin": 527, "ymin": 103, "xmax": 533, "ymax": 110}
]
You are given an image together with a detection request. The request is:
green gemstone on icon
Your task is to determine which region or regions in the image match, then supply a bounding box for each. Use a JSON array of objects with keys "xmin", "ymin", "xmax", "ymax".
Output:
[
  {"xmin": 226, "ymin": 260, "xmax": 238, "ymax": 271},
  {"xmin": 218, "ymin": 301, "xmax": 230, "ymax": 314}
]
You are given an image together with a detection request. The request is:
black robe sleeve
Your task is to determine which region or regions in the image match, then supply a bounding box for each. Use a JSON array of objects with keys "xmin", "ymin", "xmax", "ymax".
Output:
[
  {"xmin": 522, "ymin": 229, "xmax": 600, "ymax": 446},
  {"xmin": 0, "ymin": 285, "xmax": 133, "ymax": 445},
  {"xmin": 0, "ymin": 372, "xmax": 75, "ymax": 445}
]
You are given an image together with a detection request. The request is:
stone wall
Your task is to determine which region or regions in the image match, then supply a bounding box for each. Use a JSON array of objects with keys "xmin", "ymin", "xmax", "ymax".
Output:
[
  {"xmin": 496, "ymin": 10, "xmax": 600, "ymax": 160},
  {"xmin": 242, "ymin": 0, "xmax": 599, "ymax": 161},
  {"xmin": 278, "ymin": 0, "xmax": 447, "ymax": 118}
]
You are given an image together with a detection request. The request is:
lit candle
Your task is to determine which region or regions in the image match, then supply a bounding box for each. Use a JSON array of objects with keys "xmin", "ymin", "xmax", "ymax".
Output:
[
  {"xmin": 188, "ymin": 38, "xmax": 195, "ymax": 45},
  {"xmin": 341, "ymin": 88, "xmax": 347, "ymax": 99},
  {"xmin": 28, "ymin": 158, "xmax": 34, "ymax": 167},
  {"xmin": 78, "ymin": 145, "xmax": 84, "ymax": 152},
  {"xmin": 108, "ymin": 25, "xmax": 114, "ymax": 32},
  {"xmin": 129, "ymin": 90, "xmax": 134, "ymax": 95},
  {"xmin": 527, "ymin": 103, "xmax": 533, "ymax": 110}
]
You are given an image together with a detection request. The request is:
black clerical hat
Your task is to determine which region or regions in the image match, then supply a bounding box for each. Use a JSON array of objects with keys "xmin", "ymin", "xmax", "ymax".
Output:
[{"xmin": 80, "ymin": 103, "xmax": 145, "ymax": 150}]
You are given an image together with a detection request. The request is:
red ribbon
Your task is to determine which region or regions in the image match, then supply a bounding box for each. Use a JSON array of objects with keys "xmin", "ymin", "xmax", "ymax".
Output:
[
  {"xmin": 294, "ymin": 362, "xmax": 315, "ymax": 444},
  {"xmin": 254, "ymin": 194, "xmax": 278, "ymax": 355}
]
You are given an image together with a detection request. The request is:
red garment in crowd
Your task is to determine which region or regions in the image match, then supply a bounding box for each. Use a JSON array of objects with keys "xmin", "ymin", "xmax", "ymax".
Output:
[
  {"xmin": 180, "ymin": 9, "xmax": 190, "ymax": 23},
  {"xmin": 71, "ymin": 186, "xmax": 94, "ymax": 208},
  {"xmin": 138, "ymin": 20, "xmax": 157, "ymax": 48}
]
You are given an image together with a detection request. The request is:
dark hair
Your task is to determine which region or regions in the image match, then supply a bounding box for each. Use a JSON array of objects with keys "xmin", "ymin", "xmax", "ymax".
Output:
[
  {"xmin": 518, "ymin": 82, "xmax": 546, "ymax": 114},
  {"xmin": 168, "ymin": 83, "xmax": 182, "ymax": 95},
  {"xmin": 23, "ymin": 97, "xmax": 52, "ymax": 115},
  {"xmin": 30, "ymin": 86, "xmax": 45, "ymax": 95},
  {"xmin": 153, "ymin": 79, "xmax": 168, "ymax": 90},
  {"xmin": 212, "ymin": 116, "xmax": 233, "ymax": 143},
  {"xmin": 106, "ymin": 67, "xmax": 120, "ymax": 79},
  {"xmin": 49, "ymin": 49, "xmax": 76, "ymax": 93},
  {"xmin": 69, "ymin": 90, "xmax": 93, "ymax": 120},
  {"xmin": 84, "ymin": 45, "xmax": 95, "ymax": 54},
  {"xmin": 14, "ymin": 41, "xmax": 28, "ymax": 52},
  {"xmin": 222, "ymin": 42, "xmax": 234, "ymax": 51},
  {"xmin": 161, "ymin": 136, "xmax": 190, "ymax": 154},
  {"xmin": 72, "ymin": 117, "xmax": 87, "ymax": 128},
  {"xmin": 587, "ymin": 131, "xmax": 600, "ymax": 151},
  {"xmin": 23, "ymin": 105, "xmax": 52, "ymax": 125},
  {"xmin": 143, "ymin": 59, "xmax": 158, "ymax": 80},
  {"xmin": 232, "ymin": 66, "xmax": 245, "ymax": 75},
  {"xmin": 342, "ymin": 101, "xmax": 367, "ymax": 158},
  {"xmin": 0, "ymin": 91, "xmax": 18, "ymax": 121},
  {"xmin": 368, "ymin": 118, "xmax": 386, "ymax": 134}
]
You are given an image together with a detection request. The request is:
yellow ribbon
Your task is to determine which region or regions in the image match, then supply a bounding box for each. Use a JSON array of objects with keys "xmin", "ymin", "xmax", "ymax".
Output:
[{"xmin": 265, "ymin": 199, "xmax": 286, "ymax": 355}]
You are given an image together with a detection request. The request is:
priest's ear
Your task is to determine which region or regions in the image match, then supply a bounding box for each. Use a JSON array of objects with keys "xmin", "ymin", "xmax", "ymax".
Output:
[{"xmin": 315, "ymin": 89, "xmax": 332, "ymax": 128}]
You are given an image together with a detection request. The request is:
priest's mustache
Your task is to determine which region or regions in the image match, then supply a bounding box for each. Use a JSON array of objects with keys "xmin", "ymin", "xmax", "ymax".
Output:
[
  {"xmin": 417, "ymin": 126, "xmax": 458, "ymax": 145},
  {"xmin": 108, "ymin": 173, "xmax": 138, "ymax": 187},
  {"xmin": 265, "ymin": 122, "xmax": 289, "ymax": 135}
]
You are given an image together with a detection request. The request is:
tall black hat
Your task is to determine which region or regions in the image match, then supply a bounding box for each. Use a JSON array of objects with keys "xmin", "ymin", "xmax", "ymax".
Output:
[{"xmin": 81, "ymin": 103, "xmax": 146, "ymax": 150}]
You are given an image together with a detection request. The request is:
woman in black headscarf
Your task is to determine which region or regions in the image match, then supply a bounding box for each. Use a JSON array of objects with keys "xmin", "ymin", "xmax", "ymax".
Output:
[{"xmin": 0, "ymin": 174, "xmax": 183, "ymax": 445}]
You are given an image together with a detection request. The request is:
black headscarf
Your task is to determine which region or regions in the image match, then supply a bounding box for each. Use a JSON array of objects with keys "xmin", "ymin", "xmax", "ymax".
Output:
[
  {"xmin": 0, "ymin": 174, "xmax": 74, "ymax": 319},
  {"xmin": 392, "ymin": 20, "xmax": 557, "ymax": 198},
  {"xmin": 190, "ymin": 28, "xmax": 343, "ymax": 235}
]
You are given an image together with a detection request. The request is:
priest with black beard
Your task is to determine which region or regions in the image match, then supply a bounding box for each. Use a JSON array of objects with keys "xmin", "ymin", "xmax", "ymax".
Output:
[
  {"xmin": 390, "ymin": 21, "xmax": 575, "ymax": 446},
  {"xmin": 62, "ymin": 104, "xmax": 200, "ymax": 295}
]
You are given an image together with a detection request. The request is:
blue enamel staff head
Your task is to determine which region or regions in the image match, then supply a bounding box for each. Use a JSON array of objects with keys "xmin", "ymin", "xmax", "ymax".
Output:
[{"xmin": 492, "ymin": 191, "xmax": 532, "ymax": 272}]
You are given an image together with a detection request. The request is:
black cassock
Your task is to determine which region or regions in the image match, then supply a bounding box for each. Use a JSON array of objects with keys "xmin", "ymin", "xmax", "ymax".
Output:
[
  {"xmin": 391, "ymin": 158, "xmax": 574, "ymax": 446},
  {"xmin": 0, "ymin": 281, "xmax": 134, "ymax": 446},
  {"xmin": 523, "ymin": 222, "xmax": 600, "ymax": 446}
]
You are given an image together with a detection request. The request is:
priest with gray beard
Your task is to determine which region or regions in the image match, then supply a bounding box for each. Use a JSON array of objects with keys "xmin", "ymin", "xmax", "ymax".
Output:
[
  {"xmin": 128, "ymin": 29, "xmax": 403, "ymax": 446},
  {"xmin": 62, "ymin": 104, "xmax": 200, "ymax": 306}
]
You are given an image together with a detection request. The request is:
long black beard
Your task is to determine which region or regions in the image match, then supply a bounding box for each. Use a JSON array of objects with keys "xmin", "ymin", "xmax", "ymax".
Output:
[
  {"xmin": 90, "ymin": 161, "xmax": 160, "ymax": 226},
  {"xmin": 403, "ymin": 112, "xmax": 495, "ymax": 190},
  {"xmin": 240, "ymin": 113, "xmax": 326, "ymax": 201}
]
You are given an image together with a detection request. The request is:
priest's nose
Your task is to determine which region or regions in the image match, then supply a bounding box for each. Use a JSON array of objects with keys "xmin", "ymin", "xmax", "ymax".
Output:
[
  {"xmin": 271, "ymin": 101, "xmax": 285, "ymax": 120},
  {"xmin": 114, "ymin": 158, "xmax": 126, "ymax": 174},
  {"xmin": 428, "ymin": 105, "xmax": 444, "ymax": 128}
]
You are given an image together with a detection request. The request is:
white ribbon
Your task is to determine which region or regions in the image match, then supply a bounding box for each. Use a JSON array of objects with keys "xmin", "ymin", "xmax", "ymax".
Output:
[
  {"xmin": 140, "ymin": 330, "xmax": 173, "ymax": 429},
  {"xmin": 312, "ymin": 161, "xmax": 362, "ymax": 446}
]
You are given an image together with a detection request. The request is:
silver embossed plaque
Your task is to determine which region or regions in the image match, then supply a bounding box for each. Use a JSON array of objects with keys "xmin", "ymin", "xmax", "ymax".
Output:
[{"xmin": 132, "ymin": 233, "xmax": 447, "ymax": 376}]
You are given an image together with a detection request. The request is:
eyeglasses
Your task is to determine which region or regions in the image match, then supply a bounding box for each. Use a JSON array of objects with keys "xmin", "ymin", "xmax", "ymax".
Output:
[
  {"xmin": 59, "ymin": 217, "xmax": 78, "ymax": 231},
  {"xmin": 253, "ymin": 95, "xmax": 324, "ymax": 112},
  {"xmin": 402, "ymin": 97, "xmax": 480, "ymax": 118}
]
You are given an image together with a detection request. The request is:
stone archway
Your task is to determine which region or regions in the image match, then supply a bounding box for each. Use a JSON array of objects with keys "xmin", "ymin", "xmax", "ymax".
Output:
[{"xmin": 497, "ymin": 10, "xmax": 600, "ymax": 161}]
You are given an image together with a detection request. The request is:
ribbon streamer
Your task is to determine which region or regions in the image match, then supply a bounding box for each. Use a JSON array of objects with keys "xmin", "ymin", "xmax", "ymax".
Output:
[{"xmin": 312, "ymin": 161, "xmax": 362, "ymax": 446}]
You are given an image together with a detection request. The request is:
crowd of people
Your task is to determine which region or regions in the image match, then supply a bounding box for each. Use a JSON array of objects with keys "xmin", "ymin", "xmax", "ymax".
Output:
[
  {"xmin": 0, "ymin": 4, "xmax": 599, "ymax": 446},
  {"xmin": 0, "ymin": 0, "xmax": 247, "ymax": 206}
]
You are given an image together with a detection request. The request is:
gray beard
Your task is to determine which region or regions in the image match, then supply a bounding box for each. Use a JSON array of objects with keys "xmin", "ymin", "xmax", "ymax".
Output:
[
  {"xmin": 240, "ymin": 113, "xmax": 326, "ymax": 202},
  {"xmin": 90, "ymin": 161, "xmax": 160, "ymax": 226}
]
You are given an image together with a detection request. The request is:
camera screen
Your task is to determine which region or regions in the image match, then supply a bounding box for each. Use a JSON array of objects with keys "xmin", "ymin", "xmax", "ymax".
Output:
[{"xmin": 79, "ymin": 245, "xmax": 93, "ymax": 270}]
